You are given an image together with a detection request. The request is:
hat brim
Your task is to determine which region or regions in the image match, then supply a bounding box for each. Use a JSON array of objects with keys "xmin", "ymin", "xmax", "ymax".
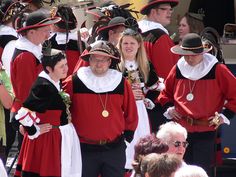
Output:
[
  {"xmin": 17, "ymin": 17, "xmax": 61, "ymax": 33},
  {"xmin": 171, "ymin": 45, "xmax": 212, "ymax": 56},
  {"xmin": 86, "ymin": 9, "xmax": 105, "ymax": 18},
  {"xmin": 97, "ymin": 23, "xmax": 125, "ymax": 34},
  {"xmin": 140, "ymin": 0, "xmax": 178, "ymax": 15},
  {"xmin": 81, "ymin": 51, "xmax": 119, "ymax": 61}
]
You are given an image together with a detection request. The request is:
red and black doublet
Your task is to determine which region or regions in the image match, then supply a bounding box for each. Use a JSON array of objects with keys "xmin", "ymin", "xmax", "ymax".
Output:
[
  {"xmin": 11, "ymin": 49, "xmax": 42, "ymax": 112},
  {"xmin": 139, "ymin": 20, "xmax": 179, "ymax": 80},
  {"xmin": 158, "ymin": 59, "xmax": 236, "ymax": 132},
  {"xmin": 64, "ymin": 67, "xmax": 138, "ymax": 177},
  {"xmin": 65, "ymin": 70, "xmax": 138, "ymax": 142},
  {"xmin": 14, "ymin": 76, "xmax": 67, "ymax": 177}
]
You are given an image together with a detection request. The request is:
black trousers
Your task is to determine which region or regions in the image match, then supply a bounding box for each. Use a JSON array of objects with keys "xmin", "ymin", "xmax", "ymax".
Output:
[
  {"xmin": 184, "ymin": 131, "xmax": 216, "ymax": 177},
  {"xmin": 81, "ymin": 140, "xmax": 126, "ymax": 177},
  {"xmin": 147, "ymin": 103, "xmax": 167, "ymax": 133},
  {"xmin": 0, "ymin": 109, "xmax": 17, "ymax": 164}
]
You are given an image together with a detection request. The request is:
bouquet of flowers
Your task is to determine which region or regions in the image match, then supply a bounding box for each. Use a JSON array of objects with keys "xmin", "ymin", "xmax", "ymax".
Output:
[{"xmin": 59, "ymin": 90, "xmax": 72, "ymax": 122}]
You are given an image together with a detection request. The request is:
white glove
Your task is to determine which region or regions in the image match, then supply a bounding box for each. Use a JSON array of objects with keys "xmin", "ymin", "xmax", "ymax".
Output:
[
  {"xmin": 15, "ymin": 107, "xmax": 40, "ymax": 127},
  {"xmin": 144, "ymin": 98, "xmax": 155, "ymax": 110},
  {"xmin": 143, "ymin": 77, "xmax": 165, "ymax": 94}
]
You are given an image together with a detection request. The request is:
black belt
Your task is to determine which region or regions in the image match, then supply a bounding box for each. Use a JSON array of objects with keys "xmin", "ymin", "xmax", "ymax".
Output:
[
  {"xmin": 80, "ymin": 135, "xmax": 123, "ymax": 145},
  {"xmin": 52, "ymin": 125, "xmax": 60, "ymax": 129},
  {"xmin": 80, "ymin": 135, "xmax": 124, "ymax": 151}
]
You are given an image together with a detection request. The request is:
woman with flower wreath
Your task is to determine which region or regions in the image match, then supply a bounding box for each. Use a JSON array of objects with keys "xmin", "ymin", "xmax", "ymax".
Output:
[{"xmin": 14, "ymin": 49, "xmax": 81, "ymax": 177}]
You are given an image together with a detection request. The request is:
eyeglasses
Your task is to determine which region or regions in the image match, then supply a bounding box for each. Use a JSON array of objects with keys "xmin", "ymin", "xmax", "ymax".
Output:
[
  {"xmin": 156, "ymin": 7, "xmax": 174, "ymax": 12},
  {"xmin": 173, "ymin": 141, "xmax": 189, "ymax": 148}
]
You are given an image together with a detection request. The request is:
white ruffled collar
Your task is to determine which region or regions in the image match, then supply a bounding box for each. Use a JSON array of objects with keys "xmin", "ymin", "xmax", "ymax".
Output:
[
  {"xmin": 177, "ymin": 53, "xmax": 218, "ymax": 80},
  {"xmin": 125, "ymin": 60, "xmax": 138, "ymax": 70},
  {"xmin": 77, "ymin": 67, "xmax": 122, "ymax": 93},
  {"xmin": 15, "ymin": 37, "xmax": 42, "ymax": 61},
  {"xmin": 0, "ymin": 25, "xmax": 18, "ymax": 37},
  {"xmin": 39, "ymin": 71, "xmax": 60, "ymax": 91},
  {"xmin": 52, "ymin": 32, "xmax": 77, "ymax": 45},
  {"xmin": 138, "ymin": 19, "xmax": 169, "ymax": 34}
]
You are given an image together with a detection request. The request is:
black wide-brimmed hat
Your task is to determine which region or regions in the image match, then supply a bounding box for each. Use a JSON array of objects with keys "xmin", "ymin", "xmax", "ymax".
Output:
[
  {"xmin": 140, "ymin": 0, "xmax": 179, "ymax": 15},
  {"xmin": 0, "ymin": 0, "xmax": 26, "ymax": 24},
  {"xmin": 81, "ymin": 40, "xmax": 120, "ymax": 62},
  {"xmin": 16, "ymin": 11, "xmax": 61, "ymax": 33},
  {"xmin": 97, "ymin": 16, "xmax": 125, "ymax": 35},
  {"xmin": 52, "ymin": 4, "xmax": 77, "ymax": 30},
  {"xmin": 171, "ymin": 33, "xmax": 212, "ymax": 56}
]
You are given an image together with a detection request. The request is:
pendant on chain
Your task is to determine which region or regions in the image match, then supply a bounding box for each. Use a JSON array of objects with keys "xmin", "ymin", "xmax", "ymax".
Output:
[
  {"xmin": 102, "ymin": 110, "xmax": 109, "ymax": 117},
  {"xmin": 186, "ymin": 93, "xmax": 194, "ymax": 101}
]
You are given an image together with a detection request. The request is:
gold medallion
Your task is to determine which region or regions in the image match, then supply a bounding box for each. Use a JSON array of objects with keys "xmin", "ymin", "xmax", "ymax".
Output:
[{"xmin": 102, "ymin": 110, "xmax": 109, "ymax": 118}]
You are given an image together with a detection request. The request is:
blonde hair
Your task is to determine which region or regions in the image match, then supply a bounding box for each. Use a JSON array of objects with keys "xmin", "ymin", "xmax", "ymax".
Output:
[{"xmin": 118, "ymin": 29, "xmax": 150, "ymax": 83}]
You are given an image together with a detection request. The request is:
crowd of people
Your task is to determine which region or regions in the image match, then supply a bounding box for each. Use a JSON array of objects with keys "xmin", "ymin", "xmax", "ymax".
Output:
[{"xmin": 0, "ymin": 0, "xmax": 236, "ymax": 177}]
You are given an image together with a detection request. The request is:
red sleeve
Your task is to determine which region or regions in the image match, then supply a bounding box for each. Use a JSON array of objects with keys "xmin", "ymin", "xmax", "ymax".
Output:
[
  {"xmin": 157, "ymin": 65, "xmax": 177, "ymax": 106},
  {"xmin": 148, "ymin": 34, "xmax": 179, "ymax": 79},
  {"xmin": 65, "ymin": 50, "xmax": 81, "ymax": 76},
  {"xmin": 62, "ymin": 75, "xmax": 74, "ymax": 100},
  {"xmin": 11, "ymin": 52, "xmax": 42, "ymax": 110},
  {"xmin": 216, "ymin": 64, "xmax": 236, "ymax": 112},
  {"xmin": 73, "ymin": 49, "xmax": 89, "ymax": 74},
  {"xmin": 123, "ymin": 78, "xmax": 138, "ymax": 131}
]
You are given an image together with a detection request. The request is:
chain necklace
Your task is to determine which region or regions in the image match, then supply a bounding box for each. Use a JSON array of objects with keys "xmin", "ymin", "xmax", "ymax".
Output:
[
  {"xmin": 98, "ymin": 93, "xmax": 109, "ymax": 118},
  {"xmin": 186, "ymin": 80, "xmax": 197, "ymax": 101}
]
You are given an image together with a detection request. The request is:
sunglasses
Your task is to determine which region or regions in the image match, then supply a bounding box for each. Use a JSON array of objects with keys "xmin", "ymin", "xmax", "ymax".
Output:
[{"xmin": 173, "ymin": 141, "xmax": 189, "ymax": 148}]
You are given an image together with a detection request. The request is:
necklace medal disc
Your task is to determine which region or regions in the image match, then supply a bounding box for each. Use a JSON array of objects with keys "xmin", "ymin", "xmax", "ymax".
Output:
[
  {"xmin": 102, "ymin": 110, "xmax": 109, "ymax": 117},
  {"xmin": 186, "ymin": 93, "xmax": 194, "ymax": 101}
]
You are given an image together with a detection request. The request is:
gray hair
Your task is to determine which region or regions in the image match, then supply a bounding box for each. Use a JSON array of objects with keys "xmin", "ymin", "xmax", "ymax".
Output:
[{"xmin": 156, "ymin": 121, "xmax": 188, "ymax": 144}]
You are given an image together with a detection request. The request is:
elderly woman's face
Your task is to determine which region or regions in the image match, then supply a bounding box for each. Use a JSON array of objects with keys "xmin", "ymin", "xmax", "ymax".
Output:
[
  {"xmin": 89, "ymin": 54, "xmax": 111, "ymax": 76},
  {"xmin": 167, "ymin": 133, "xmax": 187, "ymax": 161}
]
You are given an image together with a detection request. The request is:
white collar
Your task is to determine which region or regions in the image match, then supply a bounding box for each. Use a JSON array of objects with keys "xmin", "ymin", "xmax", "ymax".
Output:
[
  {"xmin": 15, "ymin": 37, "xmax": 42, "ymax": 61},
  {"xmin": 177, "ymin": 53, "xmax": 218, "ymax": 80},
  {"xmin": 38, "ymin": 71, "xmax": 60, "ymax": 91},
  {"xmin": 52, "ymin": 32, "xmax": 77, "ymax": 45},
  {"xmin": 125, "ymin": 60, "xmax": 138, "ymax": 70},
  {"xmin": 0, "ymin": 25, "xmax": 18, "ymax": 37},
  {"xmin": 138, "ymin": 19, "xmax": 169, "ymax": 34},
  {"xmin": 77, "ymin": 67, "xmax": 122, "ymax": 93}
]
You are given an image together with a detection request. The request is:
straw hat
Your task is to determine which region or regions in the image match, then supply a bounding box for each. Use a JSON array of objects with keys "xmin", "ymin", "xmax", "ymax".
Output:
[{"xmin": 81, "ymin": 40, "xmax": 120, "ymax": 61}]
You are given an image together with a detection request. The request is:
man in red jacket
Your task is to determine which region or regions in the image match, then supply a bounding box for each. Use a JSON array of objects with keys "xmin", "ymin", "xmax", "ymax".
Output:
[{"xmin": 64, "ymin": 40, "xmax": 138, "ymax": 177}]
